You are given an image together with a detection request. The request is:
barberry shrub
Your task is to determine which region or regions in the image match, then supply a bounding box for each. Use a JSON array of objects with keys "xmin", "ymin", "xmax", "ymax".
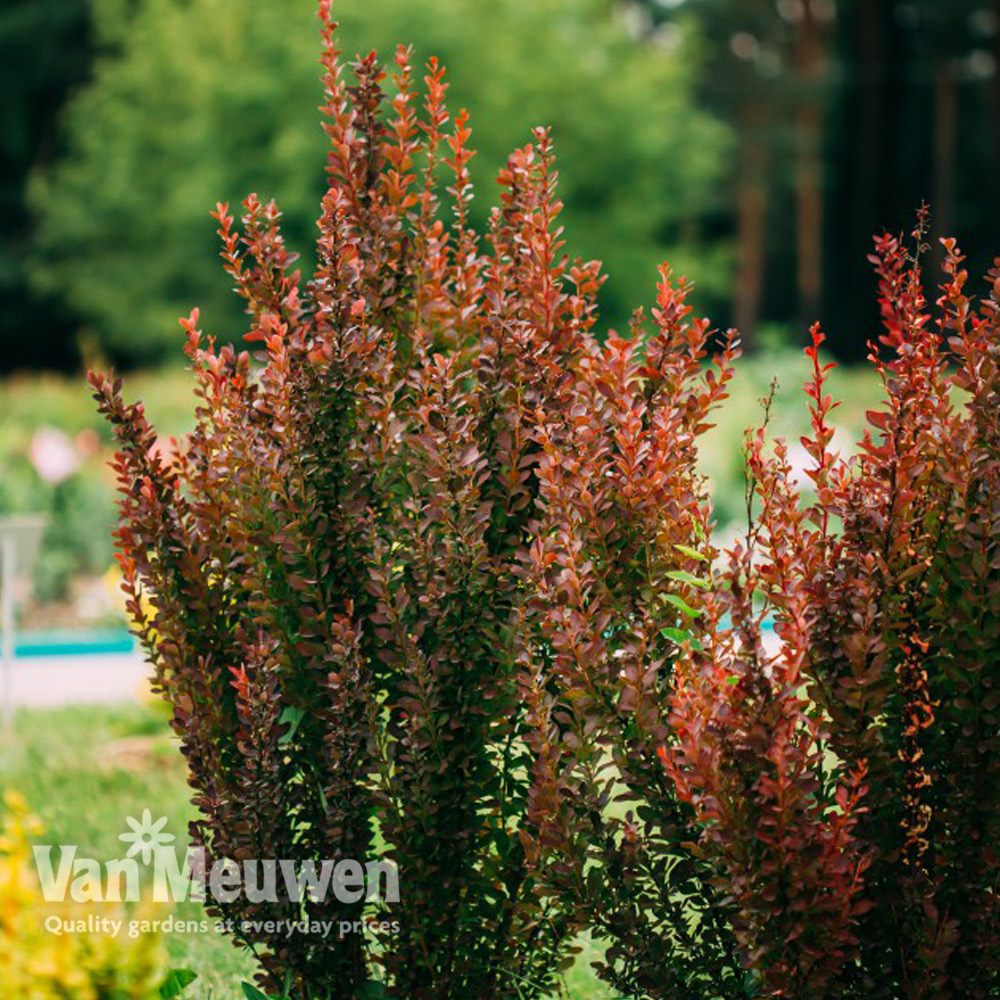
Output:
[
  {"xmin": 664, "ymin": 215, "xmax": 1000, "ymax": 998},
  {"xmin": 518, "ymin": 280, "xmax": 752, "ymax": 998},
  {"xmin": 90, "ymin": 4, "xmax": 735, "ymax": 997}
]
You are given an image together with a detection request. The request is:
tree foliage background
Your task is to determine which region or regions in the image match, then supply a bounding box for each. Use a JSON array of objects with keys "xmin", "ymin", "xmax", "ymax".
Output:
[
  {"xmin": 4, "ymin": 0, "xmax": 1000, "ymax": 369},
  {"xmin": 639, "ymin": 0, "xmax": 1000, "ymax": 358},
  {"xmin": 0, "ymin": 0, "xmax": 91, "ymax": 372},
  {"xmin": 26, "ymin": 0, "xmax": 729, "ymax": 367}
]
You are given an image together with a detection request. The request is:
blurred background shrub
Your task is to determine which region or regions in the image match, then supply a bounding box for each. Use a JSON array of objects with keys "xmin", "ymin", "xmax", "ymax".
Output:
[
  {"xmin": 0, "ymin": 371, "xmax": 195, "ymax": 624},
  {"xmin": 0, "ymin": 790, "xmax": 168, "ymax": 998}
]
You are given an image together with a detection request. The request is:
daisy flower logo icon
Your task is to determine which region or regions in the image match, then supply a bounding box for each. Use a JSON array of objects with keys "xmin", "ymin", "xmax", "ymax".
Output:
[{"xmin": 119, "ymin": 810, "xmax": 175, "ymax": 866}]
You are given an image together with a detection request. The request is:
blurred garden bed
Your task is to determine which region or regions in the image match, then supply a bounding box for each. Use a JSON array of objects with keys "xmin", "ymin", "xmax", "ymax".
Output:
[
  {"xmin": 0, "ymin": 367, "xmax": 197, "ymax": 630},
  {"xmin": 0, "ymin": 701, "xmax": 613, "ymax": 998}
]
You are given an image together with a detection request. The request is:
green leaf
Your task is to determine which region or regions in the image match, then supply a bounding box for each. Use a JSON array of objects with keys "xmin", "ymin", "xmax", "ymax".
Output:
[
  {"xmin": 241, "ymin": 984, "xmax": 277, "ymax": 1000},
  {"xmin": 356, "ymin": 983, "xmax": 392, "ymax": 999},
  {"xmin": 663, "ymin": 593, "xmax": 702, "ymax": 618},
  {"xmin": 661, "ymin": 626, "xmax": 703, "ymax": 651},
  {"xmin": 159, "ymin": 970, "xmax": 198, "ymax": 999},
  {"xmin": 674, "ymin": 544, "xmax": 708, "ymax": 562},
  {"xmin": 664, "ymin": 570, "xmax": 709, "ymax": 589},
  {"xmin": 278, "ymin": 705, "xmax": 306, "ymax": 746},
  {"xmin": 660, "ymin": 626, "xmax": 691, "ymax": 644}
]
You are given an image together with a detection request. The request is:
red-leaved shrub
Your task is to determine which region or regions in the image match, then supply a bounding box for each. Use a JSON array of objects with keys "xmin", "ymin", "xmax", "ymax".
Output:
[
  {"xmin": 664, "ymin": 213, "xmax": 1000, "ymax": 997},
  {"xmin": 89, "ymin": 0, "xmax": 1000, "ymax": 993},
  {"xmin": 518, "ymin": 277, "xmax": 751, "ymax": 997},
  {"xmin": 89, "ymin": 4, "xmax": 737, "ymax": 996}
]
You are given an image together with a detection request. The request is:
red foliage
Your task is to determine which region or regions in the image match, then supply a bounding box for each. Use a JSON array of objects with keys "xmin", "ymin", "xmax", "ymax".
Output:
[
  {"xmin": 663, "ymin": 212, "xmax": 1000, "ymax": 997},
  {"xmin": 89, "ymin": 5, "xmax": 740, "ymax": 997},
  {"xmin": 663, "ymin": 359, "xmax": 871, "ymax": 995},
  {"xmin": 87, "ymin": 1, "xmax": 1000, "ymax": 994},
  {"xmin": 518, "ymin": 272, "xmax": 749, "ymax": 997}
]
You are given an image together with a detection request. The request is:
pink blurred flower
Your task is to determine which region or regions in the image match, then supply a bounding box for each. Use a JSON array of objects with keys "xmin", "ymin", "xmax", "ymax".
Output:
[{"xmin": 29, "ymin": 426, "xmax": 81, "ymax": 484}]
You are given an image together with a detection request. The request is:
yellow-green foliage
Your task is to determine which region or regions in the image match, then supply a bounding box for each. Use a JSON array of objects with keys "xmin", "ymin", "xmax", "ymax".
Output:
[{"xmin": 0, "ymin": 790, "xmax": 166, "ymax": 999}]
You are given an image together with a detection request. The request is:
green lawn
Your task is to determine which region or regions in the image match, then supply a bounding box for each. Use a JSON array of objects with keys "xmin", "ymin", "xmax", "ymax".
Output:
[
  {"xmin": 0, "ymin": 703, "xmax": 255, "ymax": 996},
  {"xmin": 0, "ymin": 701, "xmax": 614, "ymax": 999}
]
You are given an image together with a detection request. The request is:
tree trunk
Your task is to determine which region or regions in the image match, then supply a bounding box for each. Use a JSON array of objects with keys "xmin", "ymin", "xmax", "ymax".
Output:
[
  {"xmin": 733, "ymin": 99, "xmax": 769, "ymax": 345},
  {"xmin": 992, "ymin": 0, "xmax": 1000, "ymax": 227},
  {"xmin": 933, "ymin": 59, "xmax": 958, "ymax": 243},
  {"xmin": 841, "ymin": 0, "xmax": 886, "ymax": 360},
  {"xmin": 794, "ymin": 0, "xmax": 827, "ymax": 331}
]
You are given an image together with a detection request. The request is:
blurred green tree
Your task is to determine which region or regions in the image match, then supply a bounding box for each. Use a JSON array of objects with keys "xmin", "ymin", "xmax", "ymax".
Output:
[
  {"xmin": 29, "ymin": 0, "xmax": 729, "ymax": 366},
  {"xmin": 0, "ymin": 0, "xmax": 92, "ymax": 372}
]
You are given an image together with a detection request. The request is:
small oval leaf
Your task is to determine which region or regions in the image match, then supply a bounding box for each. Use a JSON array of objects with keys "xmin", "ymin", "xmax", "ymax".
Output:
[
  {"xmin": 242, "ymin": 984, "xmax": 274, "ymax": 1000},
  {"xmin": 159, "ymin": 969, "xmax": 198, "ymax": 999}
]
